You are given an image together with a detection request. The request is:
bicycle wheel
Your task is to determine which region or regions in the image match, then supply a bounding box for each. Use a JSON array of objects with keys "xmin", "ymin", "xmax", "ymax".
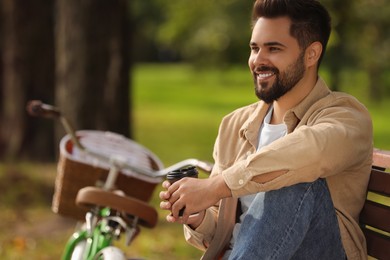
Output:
[
  {"xmin": 70, "ymin": 239, "xmax": 87, "ymax": 260},
  {"xmin": 94, "ymin": 246, "xmax": 127, "ymax": 260}
]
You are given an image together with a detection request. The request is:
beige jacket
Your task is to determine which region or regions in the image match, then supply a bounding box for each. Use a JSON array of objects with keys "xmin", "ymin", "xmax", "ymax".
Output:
[{"xmin": 184, "ymin": 78, "xmax": 373, "ymax": 260}]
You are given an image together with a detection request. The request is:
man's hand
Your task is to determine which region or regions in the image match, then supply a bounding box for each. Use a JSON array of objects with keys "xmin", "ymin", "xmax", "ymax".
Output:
[{"xmin": 159, "ymin": 174, "xmax": 231, "ymax": 226}]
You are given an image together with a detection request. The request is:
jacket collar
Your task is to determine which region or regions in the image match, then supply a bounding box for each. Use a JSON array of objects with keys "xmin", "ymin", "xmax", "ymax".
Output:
[
  {"xmin": 239, "ymin": 77, "xmax": 331, "ymax": 140},
  {"xmin": 290, "ymin": 77, "xmax": 331, "ymax": 121}
]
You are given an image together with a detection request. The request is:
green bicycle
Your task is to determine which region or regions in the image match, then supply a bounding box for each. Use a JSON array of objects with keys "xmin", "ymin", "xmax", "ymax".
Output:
[{"xmin": 27, "ymin": 100, "xmax": 212, "ymax": 260}]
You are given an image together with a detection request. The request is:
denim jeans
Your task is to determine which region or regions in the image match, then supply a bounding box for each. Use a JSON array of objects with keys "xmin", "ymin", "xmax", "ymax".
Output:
[{"xmin": 227, "ymin": 179, "xmax": 346, "ymax": 260}]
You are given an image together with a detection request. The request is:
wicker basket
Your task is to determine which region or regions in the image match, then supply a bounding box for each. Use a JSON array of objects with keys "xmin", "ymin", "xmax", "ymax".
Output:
[{"xmin": 52, "ymin": 130, "xmax": 164, "ymax": 220}]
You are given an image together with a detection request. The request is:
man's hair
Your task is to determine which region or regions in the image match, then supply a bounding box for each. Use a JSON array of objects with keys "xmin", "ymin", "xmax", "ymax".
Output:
[{"xmin": 252, "ymin": 0, "xmax": 331, "ymax": 66}]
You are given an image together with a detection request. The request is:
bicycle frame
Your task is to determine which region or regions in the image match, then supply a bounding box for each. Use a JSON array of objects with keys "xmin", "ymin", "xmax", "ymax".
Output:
[{"xmin": 63, "ymin": 209, "xmax": 124, "ymax": 260}]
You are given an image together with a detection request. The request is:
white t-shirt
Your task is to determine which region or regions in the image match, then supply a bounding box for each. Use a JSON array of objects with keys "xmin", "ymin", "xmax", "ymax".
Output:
[{"xmin": 224, "ymin": 106, "xmax": 287, "ymax": 259}]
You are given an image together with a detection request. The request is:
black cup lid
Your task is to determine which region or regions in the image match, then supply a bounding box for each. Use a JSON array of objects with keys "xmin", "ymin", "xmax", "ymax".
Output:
[{"xmin": 167, "ymin": 166, "xmax": 198, "ymax": 180}]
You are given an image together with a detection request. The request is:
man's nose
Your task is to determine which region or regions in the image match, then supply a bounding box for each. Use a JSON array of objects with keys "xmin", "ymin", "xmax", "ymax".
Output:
[{"xmin": 252, "ymin": 50, "xmax": 268, "ymax": 67}]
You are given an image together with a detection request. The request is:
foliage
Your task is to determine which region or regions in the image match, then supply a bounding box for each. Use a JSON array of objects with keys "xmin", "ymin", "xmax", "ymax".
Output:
[
  {"xmin": 130, "ymin": 0, "xmax": 390, "ymax": 100},
  {"xmin": 351, "ymin": 0, "xmax": 390, "ymax": 99},
  {"xmin": 131, "ymin": 0, "xmax": 253, "ymax": 64}
]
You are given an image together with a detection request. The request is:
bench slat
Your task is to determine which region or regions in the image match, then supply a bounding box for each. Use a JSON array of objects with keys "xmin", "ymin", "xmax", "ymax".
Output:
[
  {"xmin": 360, "ymin": 200, "xmax": 390, "ymax": 233},
  {"xmin": 373, "ymin": 148, "xmax": 390, "ymax": 169},
  {"xmin": 359, "ymin": 149, "xmax": 390, "ymax": 259},
  {"xmin": 367, "ymin": 169, "xmax": 390, "ymax": 196},
  {"xmin": 361, "ymin": 227, "xmax": 390, "ymax": 260}
]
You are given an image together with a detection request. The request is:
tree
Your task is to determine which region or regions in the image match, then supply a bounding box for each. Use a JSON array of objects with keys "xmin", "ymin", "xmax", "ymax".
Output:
[
  {"xmin": 0, "ymin": 0, "xmax": 55, "ymax": 161},
  {"xmin": 55, "ymin": 0, "xmax": 131, "ymax": 144},
  {"xmin": 321, "ymin": 0, "xmax": 356, "ymax": 91},
  {"xmin": 323, "ymin": 0, "xmax": 389, "ymax": 100},
  {"xmin": 132, "ymin": 0, "xmax": 253, "ymax": 65},
  {"xmin": 0, "ymin": 0, "xmax": 132, "ymax": 161},
  {"xmin": 351, "ymin": 0, "xmax": 390, "ymax": 100}
]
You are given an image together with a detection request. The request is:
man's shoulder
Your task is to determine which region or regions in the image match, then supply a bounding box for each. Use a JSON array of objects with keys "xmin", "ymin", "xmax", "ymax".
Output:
[
  {"xmin": 224, "ymin": 102, "xmax": 260, "ymax": 119},
  {"xmin": 320, "ymin": 91, "xmax": 369, "ymax": 113},
  {"xmin": 221, "ymin": 102, "xmax": 261, "ymax": 124},
  {"xmin": 307, "ymin": 90, "xmax": 372, "ymax": 128},
  {"xmin": 307, "ymin": 77, "xmax": 367, "ymax": 112}
]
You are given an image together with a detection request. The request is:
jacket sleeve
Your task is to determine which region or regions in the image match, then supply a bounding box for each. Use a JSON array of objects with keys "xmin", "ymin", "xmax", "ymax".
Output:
[
  {"xmin": 183, "ymin": 206, "xmax": 219, "ymax": 251},
  {"xmin": 222, "ymin": 96, "xmax": 373, "ymax": 197},
  {"xmin": 182, "ymin": 135, "xmax": 224, "ymax": 250}
]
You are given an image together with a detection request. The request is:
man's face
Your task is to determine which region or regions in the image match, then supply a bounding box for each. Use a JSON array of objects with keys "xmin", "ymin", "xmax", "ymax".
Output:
[{"xmin": 248, "ymin": 17, "xmax": 306, "ymax": 104}]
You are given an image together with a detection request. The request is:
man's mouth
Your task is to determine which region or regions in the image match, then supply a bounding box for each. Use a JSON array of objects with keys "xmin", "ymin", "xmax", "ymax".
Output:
[
  {"xmin": 255, "ymin": 71, "xmax": 276, "ymax": 86},
  {"xmin": 257, "ymin": 72, "xmax": 275, "ymax": 80}
]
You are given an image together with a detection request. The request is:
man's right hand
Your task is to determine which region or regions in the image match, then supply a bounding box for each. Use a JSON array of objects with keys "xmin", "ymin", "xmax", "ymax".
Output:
[{"xmin": 159, "ymin": 180, "xmax": 206, "ymax": 228}]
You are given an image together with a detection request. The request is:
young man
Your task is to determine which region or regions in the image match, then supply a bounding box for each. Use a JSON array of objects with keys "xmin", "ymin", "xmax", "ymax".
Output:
[{"xmin": 160, "ymin": 0, "xmax": 373, "ymax": 259}]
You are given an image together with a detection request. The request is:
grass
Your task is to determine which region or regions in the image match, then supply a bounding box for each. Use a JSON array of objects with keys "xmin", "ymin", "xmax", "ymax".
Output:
[
  {"xmin": 132, "ymin": 63, "xmax": 390, "ymax": 153},
  {"xmin": 0, "ymin": 63, "xmax": 389, "ymax": 259},
  {"xmin": 131, "ymin": 63, "xmax": 257, "ymax": 164}
]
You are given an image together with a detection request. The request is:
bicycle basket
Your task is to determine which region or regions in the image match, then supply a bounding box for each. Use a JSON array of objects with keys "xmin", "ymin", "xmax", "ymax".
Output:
[{"xmin": 53, "ymin": 130, "xmax": 164, "ymax": 220}]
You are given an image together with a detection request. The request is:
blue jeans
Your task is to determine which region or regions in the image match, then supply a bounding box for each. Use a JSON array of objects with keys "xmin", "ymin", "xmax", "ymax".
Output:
[{"xmin": 228, "ymin": 179, "xmax": 346, "ymax": 260}]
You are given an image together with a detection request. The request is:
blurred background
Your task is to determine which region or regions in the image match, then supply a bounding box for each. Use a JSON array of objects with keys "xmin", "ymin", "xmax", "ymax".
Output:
[{"xmin": 0, "ymin": 0, "xmax": 389, "ymax": 259}]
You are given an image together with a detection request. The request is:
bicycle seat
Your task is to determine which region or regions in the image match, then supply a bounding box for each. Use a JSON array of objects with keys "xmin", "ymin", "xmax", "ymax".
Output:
[{"xmin": 75, "ymin": 186, "xmax": 158, "ymax": 228}]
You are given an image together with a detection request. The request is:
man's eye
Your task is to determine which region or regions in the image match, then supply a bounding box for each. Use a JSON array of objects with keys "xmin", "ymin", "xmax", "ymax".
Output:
[
  {"xmin": 251, "ymin": 47, "xmax": 259, "ymax": 52},
  {"xmin": 269, "ymin": 47, "xmax": 281, "ymax": 52}
]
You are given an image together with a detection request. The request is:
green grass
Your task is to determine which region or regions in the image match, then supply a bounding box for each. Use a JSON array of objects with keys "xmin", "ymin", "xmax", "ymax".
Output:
[
  {"xmin": 131, "ymin": 63, "xmax": 257, "ymax": 165},
  {"xmin": 1, "ymin": 63, "xmax": 389, "ymax": 259},
  {"xmin": 132, "ymin": 63, "xmax": 390, "ymax": 154}
]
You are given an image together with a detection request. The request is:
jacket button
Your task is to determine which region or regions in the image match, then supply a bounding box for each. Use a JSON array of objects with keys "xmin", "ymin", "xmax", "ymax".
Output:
[{"xmin": 239, "ymin": 179, "xmax": 244, "ymax": 185}]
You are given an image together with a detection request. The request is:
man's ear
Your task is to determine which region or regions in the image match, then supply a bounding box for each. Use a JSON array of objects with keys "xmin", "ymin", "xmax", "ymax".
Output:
[{"xmin": 305, "ymin": 42, "xmax": 322, "ymax": 67}]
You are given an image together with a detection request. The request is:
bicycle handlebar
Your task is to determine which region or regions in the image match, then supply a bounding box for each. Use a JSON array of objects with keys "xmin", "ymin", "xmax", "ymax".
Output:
[
  {"xmin": 130, "ymin": 158, "xmax": 213, "ymax": 177},
  {"xmin": 26, "ymin": 100, "xmax": 214, "ymax": 177},
  {"xmin": 87, "ymin": 150, "xmax": 213, "ymax": 178},
  {"xmin": 26, "ymin": 100, "xmax": 62, "ymax": 119},
  {"xmin": 26, "ymin": 100, "xmax": 85, "ymax": 150}
]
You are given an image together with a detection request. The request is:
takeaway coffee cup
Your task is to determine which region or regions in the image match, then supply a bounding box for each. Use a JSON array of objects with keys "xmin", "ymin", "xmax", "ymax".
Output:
[{"xmin": 166, "ymin": 166, "xmax": 198, "ymax": 216}]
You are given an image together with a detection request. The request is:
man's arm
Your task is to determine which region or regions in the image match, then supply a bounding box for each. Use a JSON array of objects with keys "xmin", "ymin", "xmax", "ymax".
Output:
[{"xmin": 222, "ymin": 103, "xmax": 373, "ymax": 197}]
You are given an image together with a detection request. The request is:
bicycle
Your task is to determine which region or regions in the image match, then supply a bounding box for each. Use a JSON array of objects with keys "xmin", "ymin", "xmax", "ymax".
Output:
[{"xmin": 26, "ymin": 100, "xmax": 213, "ymax": 260}]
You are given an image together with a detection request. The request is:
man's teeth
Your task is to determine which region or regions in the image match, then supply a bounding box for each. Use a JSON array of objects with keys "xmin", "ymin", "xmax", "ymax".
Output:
[{"xmin": 257, "ymin": 73, "xmax": 274, "ymax": 79}]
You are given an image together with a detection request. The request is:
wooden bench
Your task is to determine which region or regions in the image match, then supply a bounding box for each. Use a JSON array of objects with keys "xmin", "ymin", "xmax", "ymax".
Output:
[{"xmin": 359, "ymin": 148, "xmax": 390, "ymax": 259}]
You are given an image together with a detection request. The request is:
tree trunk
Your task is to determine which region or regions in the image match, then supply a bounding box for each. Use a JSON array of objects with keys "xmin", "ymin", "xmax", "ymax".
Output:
[
  {"xmin": 0, "ymin": 0, "xmax": 55, "ymax": 161},
  {"xmin": 55, "ymin": 0, "xmax": 131, "ymax": 145}
]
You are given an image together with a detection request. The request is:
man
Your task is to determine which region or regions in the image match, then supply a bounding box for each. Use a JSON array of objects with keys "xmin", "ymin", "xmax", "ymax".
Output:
[{"xmin": 160, "ymin": 0, "xmax": 373, "ymax": 259}]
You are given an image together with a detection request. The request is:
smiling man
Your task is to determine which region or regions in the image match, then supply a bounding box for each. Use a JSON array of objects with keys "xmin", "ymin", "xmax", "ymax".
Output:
[{"xmin": 160, "ymin": 0, "xmax": 373, "ymax": 259}]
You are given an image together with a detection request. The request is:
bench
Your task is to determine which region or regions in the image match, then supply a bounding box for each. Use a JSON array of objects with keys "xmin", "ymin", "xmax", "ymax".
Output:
[{"xmin": 359, "ymin": 148, "xmax": 390, "ymax": 259}]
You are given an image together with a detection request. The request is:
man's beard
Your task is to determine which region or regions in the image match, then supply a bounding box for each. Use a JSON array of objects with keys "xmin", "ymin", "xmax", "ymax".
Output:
[{"xmin": 254, "ymin": 51, "xmax": 305, "ymax": 104}]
